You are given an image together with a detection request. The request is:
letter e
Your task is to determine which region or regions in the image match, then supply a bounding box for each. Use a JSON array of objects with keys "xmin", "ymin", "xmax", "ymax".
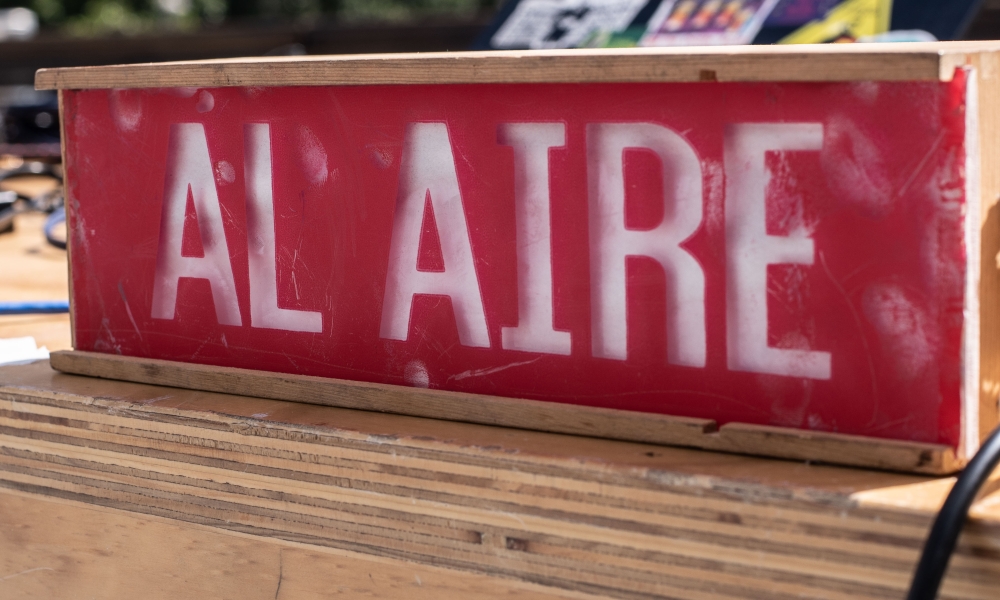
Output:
[{"xmin": 724, "ymin": 123, "xmax": 831, "ymax": 380}]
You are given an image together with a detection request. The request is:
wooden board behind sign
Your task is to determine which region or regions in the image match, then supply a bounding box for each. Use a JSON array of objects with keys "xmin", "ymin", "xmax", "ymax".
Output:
[{"xmin": 36, "ymin": 43, "xmax": 1000, "ymax": 472}]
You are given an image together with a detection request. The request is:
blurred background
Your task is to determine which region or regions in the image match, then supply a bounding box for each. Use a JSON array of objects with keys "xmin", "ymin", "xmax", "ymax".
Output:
[
  {"xmin": 0, "ymin": 0, "xmax": 995, "ymax": 157},
  {"xmin": 0, "ymin": 0, "xmax": 995, "ymax": 360}
]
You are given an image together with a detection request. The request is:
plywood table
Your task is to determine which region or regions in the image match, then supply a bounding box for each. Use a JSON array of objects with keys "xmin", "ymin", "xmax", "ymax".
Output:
[
  {"xmin": 0, "ymin": 212, "xmax": 71, "ymax": 351},
  {"xmin": 1, "ymin": 360, "xmax": 1000, "ymax": 599}
]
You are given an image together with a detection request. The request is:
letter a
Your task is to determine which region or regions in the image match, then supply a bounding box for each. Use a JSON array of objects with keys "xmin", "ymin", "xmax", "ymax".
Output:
[
  {"xmin": 587, "ymin": 123, "xmax": 706, "ymax": 367},
  {"xmin": 724, "ymin": 123, "xmax": 831, "ymax": 380},
  {"xmin": 152, "ymin": 123, "xmax": 241, "ymax": 326},
  {"xmin": 244, "ymin": 123, "xmax": 322, "ymax": 332},
  {"xmin": 379, "ymin": 123, "xmax": 490, "ymax": 347}
]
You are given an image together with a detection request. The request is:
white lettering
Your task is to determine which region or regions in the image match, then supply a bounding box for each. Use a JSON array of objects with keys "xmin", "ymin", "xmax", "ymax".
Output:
[
  {"xmin": 245, "ymin": 123, "xmax": 323, "ymax": 333},
  {"xmin": 587, "ymin": 123, "xmax": 705, "ymax": 367},
  {"xmin": 379, "ymin": 123, "xmax": 490, "ymax": 347},
  {"xmin": 499, "ymin": 122, "xmax": 571, "ymax": 355},
  {"xmin": 151, "ymin": 123, "xmax": 242, "ymax": 326},
  {"xmin": 724, "ymin": 123, "xmax": 831, "ymax": 380}
]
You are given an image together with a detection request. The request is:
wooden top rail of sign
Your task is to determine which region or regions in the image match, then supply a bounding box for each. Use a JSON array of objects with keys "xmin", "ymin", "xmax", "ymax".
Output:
[{"xmin": 33, "ymin": 41, "xmax": 1000, "ymax": 90}]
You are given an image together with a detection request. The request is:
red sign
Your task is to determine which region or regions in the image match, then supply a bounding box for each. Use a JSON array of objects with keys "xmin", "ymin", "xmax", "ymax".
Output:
[{"xmin": 62, "ymin": 76, "xmax": 972, "ymax": 448}]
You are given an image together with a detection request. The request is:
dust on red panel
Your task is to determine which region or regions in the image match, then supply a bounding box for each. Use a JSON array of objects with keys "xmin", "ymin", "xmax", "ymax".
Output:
[{"xmin": 62, "ymin": 79, "xmax": 968, "ymax": 446}]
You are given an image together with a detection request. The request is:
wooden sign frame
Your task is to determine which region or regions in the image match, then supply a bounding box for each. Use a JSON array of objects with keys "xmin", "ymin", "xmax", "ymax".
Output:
[{"xmin": 38, "ymin": 42, "xmax": 1000, "ymax": 475}]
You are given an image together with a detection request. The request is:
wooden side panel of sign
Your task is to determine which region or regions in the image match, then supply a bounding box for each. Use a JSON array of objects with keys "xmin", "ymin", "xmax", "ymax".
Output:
[{"xmin": 964, "ymin": 50, "xmax": 1000, "ymax": 446}]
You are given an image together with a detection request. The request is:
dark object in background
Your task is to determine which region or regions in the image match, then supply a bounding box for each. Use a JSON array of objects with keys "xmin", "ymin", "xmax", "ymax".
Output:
[
  {"xmin": 890, "ymin": 0, "xmax": 986, "ymax": 41},
  {"xmin": 0, "ymin": 189, "xmax": 14, "ymax": 234},
  {"xmin": 0, "ymin": 20, "xmax": 486, "ymax": 86},
  {"xmin": 0, "ymin": 158, "xmax": 63, "ymax": 240},
  {"xmin": 0, "ymin": 86, "xmax": 59, "ymax": 157},
  {"xmin": 3, "ymin": 98, "xmax": 58, "ymax": 145},
  {"xmin": 755, "ymin": 0, "xmax": 986, "ymax": 42}
]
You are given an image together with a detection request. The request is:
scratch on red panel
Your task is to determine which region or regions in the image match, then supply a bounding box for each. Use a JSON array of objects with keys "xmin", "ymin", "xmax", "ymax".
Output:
[
  {"xmin": 97, "ymin": 318, "xmax": 121, "ymax": 354},
  {"xmin": 219, "ymin": 201, "xmax": 237, "ymax": 228},
  {"xmin": 190, "ymin": 338, "xmax": 210, "ymax": 360},
  {"xmin": 448, "ymin": 358, "xmax": 540, "ymax": 382},
  {"xmin": 819, "ymin": 252, "xmax": 880, "ymax": 423},
  {"xmin": 117, "ymin": 280, "xmax": 143, "ymax": 342},
  {"xmin": 867, "ymin": 415, "xmax": 918, "ymax": 433},
  {"xmin": 897, "ymin": 131, "xmax": 945, "ymax": 199},
  {"xmin": 436, "ymin": 341, "xmax": 459, "ymax": 360}
]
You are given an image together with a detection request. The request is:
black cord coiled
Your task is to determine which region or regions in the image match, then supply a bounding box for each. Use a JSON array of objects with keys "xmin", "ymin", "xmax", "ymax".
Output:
[
  {"xmin": 0, "ymin": 160, "xmax": 64, "ymax": 250},
  {"xmin": 907, "ymin": 425, "xmax": 1000, "ymax": 599},
  {"xmin": 44, "ymin": 205, "xmax": 66, "ymax": 249}
]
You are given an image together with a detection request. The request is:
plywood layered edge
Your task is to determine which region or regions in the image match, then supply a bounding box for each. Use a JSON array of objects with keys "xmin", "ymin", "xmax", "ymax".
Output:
[
  {"xmin": 49, "ymin": 350, "xmax": 961, "ymax": 475},
  {"xmin": 33, "ymin": 41, "xmax": 1000, "ymax": 90},
  {"xmin": 2, "ymin": 360, "xmax": 1000, "ymax": 599}
]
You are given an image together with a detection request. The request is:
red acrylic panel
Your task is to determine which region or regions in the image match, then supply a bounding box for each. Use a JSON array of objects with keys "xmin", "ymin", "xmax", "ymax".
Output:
[{"xmin": 61, "ymin": 76, "xmax": 970, "ymax": 447}]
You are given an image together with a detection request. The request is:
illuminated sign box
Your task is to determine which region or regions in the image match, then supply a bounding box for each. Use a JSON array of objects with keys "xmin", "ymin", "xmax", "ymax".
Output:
[{"xmin": 41, "ymin": 44, "xmax": 1000, "ymax": 473}]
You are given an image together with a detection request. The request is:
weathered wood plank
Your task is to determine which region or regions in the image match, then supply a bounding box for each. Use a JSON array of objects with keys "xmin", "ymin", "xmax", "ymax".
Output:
[
  {"xmin": 34, "ymin": 42, "xmax": 1000, "ymax": 90},
  {"xmin": 0, "ymin": 488, "xmax": 588, "ymax": 600},
  {"xmin": 49, "ymin": 350, "xmax": 960, "ymax": 474}
]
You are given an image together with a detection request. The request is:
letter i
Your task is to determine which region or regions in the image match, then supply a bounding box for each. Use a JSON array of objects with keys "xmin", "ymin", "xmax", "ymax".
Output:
[{"xmin": 499, "ymin": 123, "xmax": 571, "ymax": 356}]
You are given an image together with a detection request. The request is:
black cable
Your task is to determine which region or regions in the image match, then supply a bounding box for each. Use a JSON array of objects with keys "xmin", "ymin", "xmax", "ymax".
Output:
[
  {"xmin": 44, "ymin": 205, "xmax": 66, "ymax": 249},
  {"xmin": 0, "ymin": 160, "xmax": 65, "ymax": 249},
  {"xmin": 906, "ymin": 424, "xmax": 1000, "ymax": 599}
]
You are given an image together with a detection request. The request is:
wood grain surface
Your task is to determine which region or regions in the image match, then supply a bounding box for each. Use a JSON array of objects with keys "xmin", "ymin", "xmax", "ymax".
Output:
[
  {"xmin": 0, "ymin": 488, "xmax": 590, "ymax": 599},
  {"xmin": 1, "ymin": 360, "xmax": 998, "ymax": 598},
  {"xmin": 33, "ymin": 42, "xmax": 1000, "ymax": 91},
  {"xmin": 49, "ymin": 349, "xmax": 962, "ymax": 475},
  {"xmin": 0, "ymin": 212, "xmax": 70, "ymax": 352}
]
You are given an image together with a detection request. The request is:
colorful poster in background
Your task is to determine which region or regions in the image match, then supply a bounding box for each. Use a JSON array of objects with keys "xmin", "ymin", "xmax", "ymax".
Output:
[
  {"xmin": 482, "ymin": 0, "xmax": 936, "ymax": 48},
  {"xmin": 490, "ymin": 0, "xmax": 650, "ymax": 49},
  {"xmin": 764, "ymin": 0, "xmax": 841, "ymax": 25},
  {"xmin": 778, "ymin": 0, "xmax": 892, "ymax": 43},
  {"xmin": 641, "ymin": 0, "xmax": 782, "ymax": 46}
]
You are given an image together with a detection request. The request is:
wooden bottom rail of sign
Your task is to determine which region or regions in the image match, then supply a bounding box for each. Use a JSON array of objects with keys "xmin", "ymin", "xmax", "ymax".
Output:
[
  {"xmin": 0, "ymin": 359, "xmax": 997, "ymax": 599},
  {"xmin": 49, "ymin": 350, "xmax": 961, "ymax": 475}
]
